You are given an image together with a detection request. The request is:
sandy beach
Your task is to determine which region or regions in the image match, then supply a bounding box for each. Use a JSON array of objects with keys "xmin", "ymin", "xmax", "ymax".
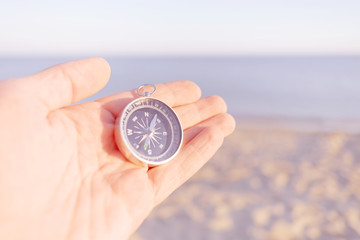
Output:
[{"xmin": 131, "ymin": 117, "xmax": 360, "ymax": 240}]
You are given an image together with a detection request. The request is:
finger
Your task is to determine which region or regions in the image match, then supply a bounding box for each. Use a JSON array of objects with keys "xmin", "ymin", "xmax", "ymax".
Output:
[
  {"xmin": 182, "ymin": 113, "xmax": 235, "ymax": 143},
  {"xmin": 174, "ymin": 95, "xmax": 227, "ymax": 130},
  {"xmin": 148, "ymin": 113, "xmax": 236, "ymax": 205},
  {"xmin": 16, "ymin": 57, "xmax": 111, "ymax": 111},
  {"xmin": 96, "ymin": 81, "xmax": 201, "ymax": 118}
]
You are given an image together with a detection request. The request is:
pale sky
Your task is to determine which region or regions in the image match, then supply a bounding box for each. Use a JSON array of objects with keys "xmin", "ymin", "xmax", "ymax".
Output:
[{"xmin": 0, "ymin": 0, "xmax": 359, "ymax": 56}]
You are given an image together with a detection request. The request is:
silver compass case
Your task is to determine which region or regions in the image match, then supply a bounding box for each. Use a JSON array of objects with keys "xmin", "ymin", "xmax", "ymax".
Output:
[{"xmin": 119, "ymin": 87, "xmax": 183, "ymax": 166}]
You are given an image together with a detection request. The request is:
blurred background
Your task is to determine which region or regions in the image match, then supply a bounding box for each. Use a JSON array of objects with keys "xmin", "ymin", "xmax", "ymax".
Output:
[{"xmin": 1, "ymin": 0, "xmax": 360, "ymax": 239}]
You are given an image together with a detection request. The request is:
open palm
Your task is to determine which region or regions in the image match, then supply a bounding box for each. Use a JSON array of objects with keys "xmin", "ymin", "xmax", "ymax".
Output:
[{"xmin": 0, "ymin": 58, "xmax": 235, "ymax": 240}]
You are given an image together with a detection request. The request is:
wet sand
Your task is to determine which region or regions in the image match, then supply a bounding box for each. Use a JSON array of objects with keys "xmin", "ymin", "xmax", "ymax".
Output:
[{"xmin": 131, "ymin": 117, "xmax": 360, "ymax": 240}]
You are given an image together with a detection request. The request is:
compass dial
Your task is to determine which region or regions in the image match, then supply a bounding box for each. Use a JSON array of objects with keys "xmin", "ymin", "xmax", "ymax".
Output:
[{"xmin": 120, "ymin": 97, "xmax": 183, "ymax": 165}]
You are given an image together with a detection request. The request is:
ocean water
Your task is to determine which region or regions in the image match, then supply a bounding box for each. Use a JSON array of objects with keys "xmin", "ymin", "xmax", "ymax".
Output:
[{"xmin": 1, "ymin": 56, "xmax": 360, "ymax": 119}]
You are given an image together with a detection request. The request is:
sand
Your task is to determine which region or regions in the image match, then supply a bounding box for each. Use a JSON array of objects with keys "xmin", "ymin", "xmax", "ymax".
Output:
[{"xmin": 131, "ymin": 117, "xmax": 360, "ymax": 240}]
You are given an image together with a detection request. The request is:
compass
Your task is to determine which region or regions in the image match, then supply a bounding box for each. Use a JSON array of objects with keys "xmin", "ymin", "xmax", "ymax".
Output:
[{"xmin": 119, "ymin": 84, "xmax": 183, "ymax": 166}]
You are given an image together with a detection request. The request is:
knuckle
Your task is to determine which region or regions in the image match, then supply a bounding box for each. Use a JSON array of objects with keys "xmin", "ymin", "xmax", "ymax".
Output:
[{"xmin": 205, "ymin": 126, "xmax": 224, "ymax": 144}]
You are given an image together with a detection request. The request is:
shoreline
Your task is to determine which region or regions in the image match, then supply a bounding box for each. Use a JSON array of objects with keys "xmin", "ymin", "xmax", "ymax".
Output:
[{"xmin": 233, "ymin": 115, "xmax": 360, "ymax": 133}]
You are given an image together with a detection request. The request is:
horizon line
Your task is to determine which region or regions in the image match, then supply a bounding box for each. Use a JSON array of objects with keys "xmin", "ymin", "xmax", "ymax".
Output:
[{"xmin": 1, "ymin": 53, "xmax": 360, "ymax": 59}]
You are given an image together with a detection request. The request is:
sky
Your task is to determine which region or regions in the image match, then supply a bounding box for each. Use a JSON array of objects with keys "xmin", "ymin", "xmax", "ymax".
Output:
[{"xmin": 0, "ymin": 0, "xmax": 359, "ymax": 56}]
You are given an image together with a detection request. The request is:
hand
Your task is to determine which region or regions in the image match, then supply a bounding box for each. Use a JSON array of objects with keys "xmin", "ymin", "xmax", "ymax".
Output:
[{"xmin": 0, "ymin": 58, "xmax": 235, "ymax": 240}]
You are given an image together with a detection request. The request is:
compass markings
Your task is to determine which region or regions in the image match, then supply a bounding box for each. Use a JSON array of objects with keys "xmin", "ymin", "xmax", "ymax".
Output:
[
  {"xmin": 152, "ymin": 136, "xmax": 160, "ymax": 144},
  {"xmin": 154, "ymin": 134, "xmax": 162, "ymax": 140},
  {"xmin": 150, "ymin": 138, "xmax": 156, "ymax": 148},
  {"xmin": 141, "ymin": 118, "xmax": 146, "ymax": 128},
  {"xmin": 126, "ymin": 106, "xmax": 173, "ymax": 158},
  {"xmin": 137, "ymin": 121, "xmax": 144, "ymax": 128}
]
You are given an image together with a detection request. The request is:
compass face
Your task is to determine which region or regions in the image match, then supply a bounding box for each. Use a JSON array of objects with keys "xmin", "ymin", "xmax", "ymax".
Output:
[{"xmin": 120, "ymin": 97, "xmax": 183, "ymax": 165}]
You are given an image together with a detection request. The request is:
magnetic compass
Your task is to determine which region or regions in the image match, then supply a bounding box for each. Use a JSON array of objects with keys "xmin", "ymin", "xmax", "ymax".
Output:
[{"xmin": 119, "ymin": 84, "xmax": 183, "ymax": 166}]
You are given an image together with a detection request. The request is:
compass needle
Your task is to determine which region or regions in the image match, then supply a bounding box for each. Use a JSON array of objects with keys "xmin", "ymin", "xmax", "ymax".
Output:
[
  {"xmin": 150, "ymin": 114, "xmax": 158, "ymax": 131},
  {"xmin": 144, "ymin": 136, "xmax": 151, "ymax": 151},
  {"xmin": 138, "ymin": 134, "xmax": 148, "ymax": 144}
]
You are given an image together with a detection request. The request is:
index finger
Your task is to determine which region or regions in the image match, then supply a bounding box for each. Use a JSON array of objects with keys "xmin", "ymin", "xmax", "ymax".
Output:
[{"xmin": 96, "ymin": 81, "xmax": 201, "ymax": 118}]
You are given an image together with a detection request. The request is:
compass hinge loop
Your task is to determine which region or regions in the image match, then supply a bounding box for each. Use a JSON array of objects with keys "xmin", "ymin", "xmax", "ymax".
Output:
[{"xmin": 137, "ymin": 84, "xmax": 156, "ymax": 97}]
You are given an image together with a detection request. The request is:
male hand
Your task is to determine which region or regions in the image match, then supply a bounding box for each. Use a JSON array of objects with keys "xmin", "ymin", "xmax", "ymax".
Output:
[{"xmin": 0, "ymin": 58, "xmax": 235, "ymax": 240}]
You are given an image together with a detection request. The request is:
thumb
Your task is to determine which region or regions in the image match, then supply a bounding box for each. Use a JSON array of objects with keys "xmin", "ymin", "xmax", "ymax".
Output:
[{"xmin": 9, "ymin": 57, "xmax": 111, "ymax": 111}]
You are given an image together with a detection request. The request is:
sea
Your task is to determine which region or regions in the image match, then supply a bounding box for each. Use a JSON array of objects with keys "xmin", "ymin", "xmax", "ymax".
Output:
[{"xmin": 1, "ymin": 56, "xmax": 360, "ymax": 123}]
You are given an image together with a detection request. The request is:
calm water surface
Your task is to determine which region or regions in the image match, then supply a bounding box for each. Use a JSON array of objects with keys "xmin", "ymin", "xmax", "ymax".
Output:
[{"xmin": 1, "ymin": 56, "xmax": 359, "ymax": 119}]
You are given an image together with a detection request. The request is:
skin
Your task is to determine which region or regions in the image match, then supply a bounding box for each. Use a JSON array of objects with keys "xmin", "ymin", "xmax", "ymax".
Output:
[{"xmin": 0, "ymin": 58, "xmax": 235, "ymax": 240}]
